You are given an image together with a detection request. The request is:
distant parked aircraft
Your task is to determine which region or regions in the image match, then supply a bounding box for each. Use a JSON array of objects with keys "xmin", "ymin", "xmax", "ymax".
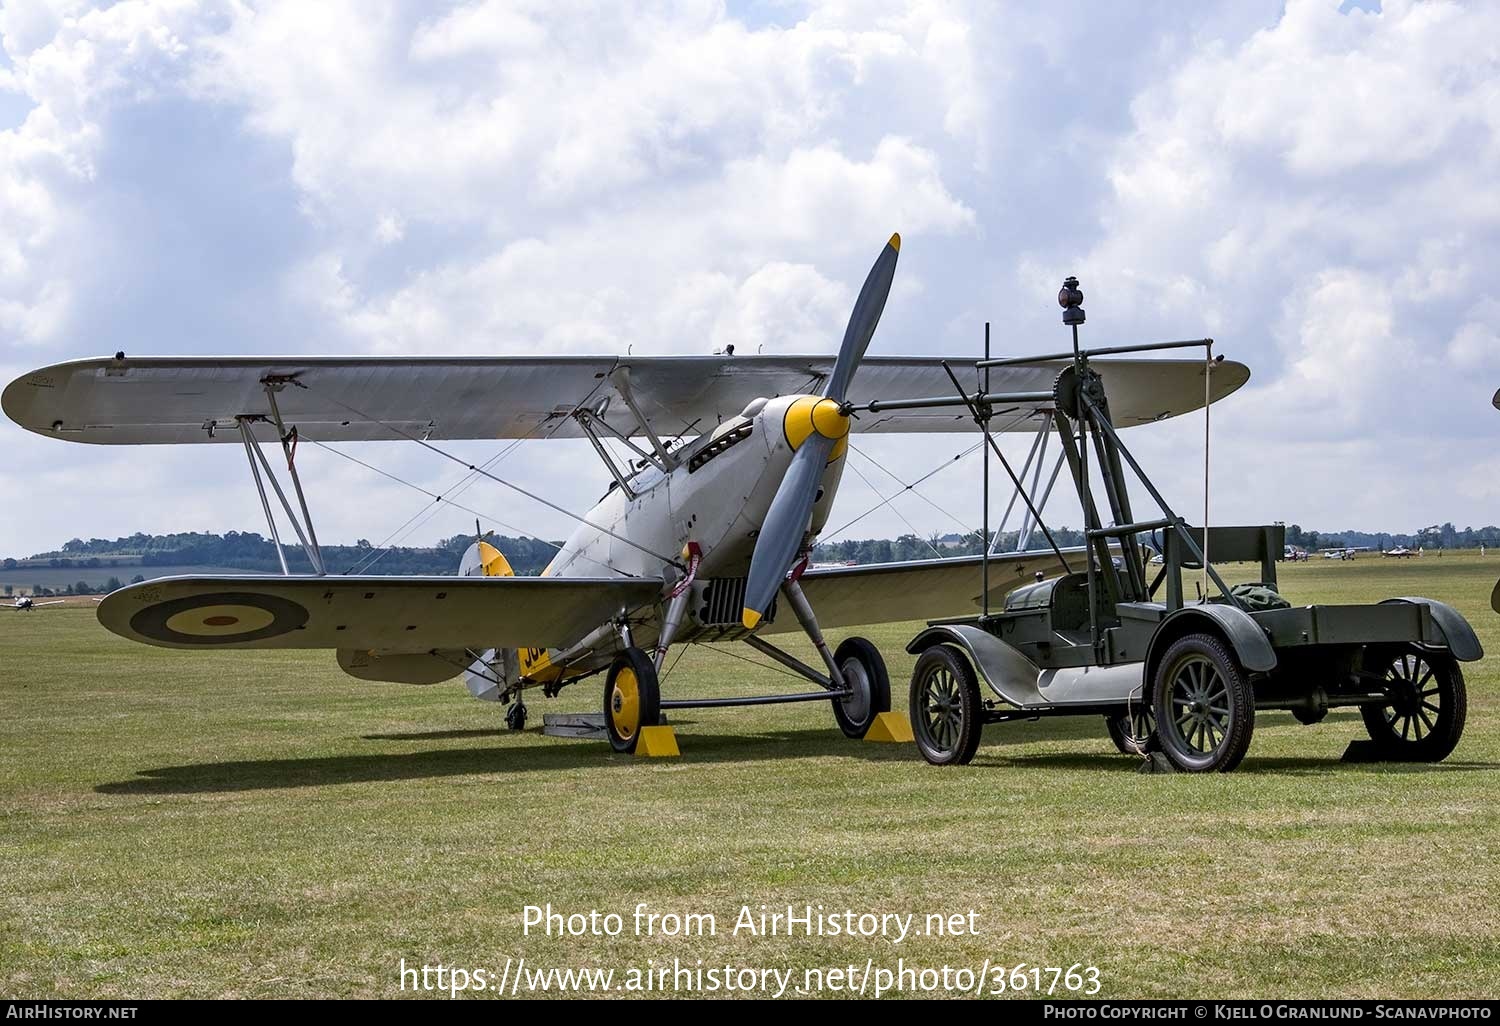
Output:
[{"xmin": 7, "ymin": 595, "xmax": 64, "ymax": 611}]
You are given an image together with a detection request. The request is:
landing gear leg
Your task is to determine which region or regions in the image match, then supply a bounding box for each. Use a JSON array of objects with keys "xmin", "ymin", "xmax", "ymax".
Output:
[{"xmin": 782, "ymin": 579, "xmax": 891, "ymax": 739}]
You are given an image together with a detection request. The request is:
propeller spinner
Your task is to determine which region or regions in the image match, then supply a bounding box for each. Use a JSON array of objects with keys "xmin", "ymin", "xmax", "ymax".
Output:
[{"xmin": 741, "ymin": 233, "xmax": 901, "ymax": 630}]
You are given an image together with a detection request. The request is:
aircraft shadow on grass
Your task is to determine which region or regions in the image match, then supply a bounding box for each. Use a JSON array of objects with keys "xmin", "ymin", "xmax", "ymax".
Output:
[
  {"xmin": 94, "ymin": 714, "xmax": 1494, "ymax": 794},
  {"xmin": 93, "ymin": 716, "xmax": 1117, "ymax": 795},
  {"xmin": 92, "ymin": 727, "xmax": 924, "ymax": 795}
]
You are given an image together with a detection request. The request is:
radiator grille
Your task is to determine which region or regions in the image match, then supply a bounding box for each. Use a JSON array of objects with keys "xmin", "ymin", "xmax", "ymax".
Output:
[{"xmin": 698, "ymin": 577, "xmax": 776, "ymax": 627}]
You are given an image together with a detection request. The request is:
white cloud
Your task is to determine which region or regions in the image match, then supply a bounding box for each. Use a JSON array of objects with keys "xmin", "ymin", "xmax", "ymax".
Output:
[
  {"xmin": 1062, "ymin": 0, "xmax": 1500, "ymax": 533},
  {"xmin": 2, "ymin": 0, "xmax": 1499, "ymax": 557}
]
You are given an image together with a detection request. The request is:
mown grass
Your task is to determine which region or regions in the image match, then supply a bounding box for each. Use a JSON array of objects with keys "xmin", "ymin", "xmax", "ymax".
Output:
[{"xmin": 1, "ymin": 552, "xmax": 1496, "ymax": 999}]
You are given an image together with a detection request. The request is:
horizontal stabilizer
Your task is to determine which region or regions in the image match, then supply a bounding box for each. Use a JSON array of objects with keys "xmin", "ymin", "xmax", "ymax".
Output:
[{"xmin": 96, "ymin": 574, "xmax": 661, "ymax": 651}]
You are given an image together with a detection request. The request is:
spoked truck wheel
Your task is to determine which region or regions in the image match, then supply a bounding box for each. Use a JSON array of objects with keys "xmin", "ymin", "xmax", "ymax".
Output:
[
  {"xmin": 1104, "ymin": 702, "xmax": 1157, "ymax": 756},
  {"xmin": 1361, "ymin": 648, "xmax": 1466, "ymax": 762},
  {"xmin": 831, "ymin": 637, "xmax": 891, "ymax": 739},
  {"xmin": 603, "ymin": 647, "xmax": 661, "ymax": 754},
  {"xmin": 1151, "ymin": 633, "xmax": 1255, "ymax": 773},
  {"xmin": 909, "ymin": 645, "xmax": 983, "ymax": 766}
]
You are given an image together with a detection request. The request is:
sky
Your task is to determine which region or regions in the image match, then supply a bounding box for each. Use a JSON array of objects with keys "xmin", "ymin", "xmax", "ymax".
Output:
[{"xmin": 1, "ymin": 0, "xmax": 1497, "ymax": 559}]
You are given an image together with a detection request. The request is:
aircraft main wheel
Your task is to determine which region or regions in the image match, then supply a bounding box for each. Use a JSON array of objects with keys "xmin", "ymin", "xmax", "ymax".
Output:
[
  {"xmin": 831, "ymin": 637, "xmax": 891, "ymax": 739},
  {"xmin": 1361, "ymin": 648, "xmax": 1466, "ymax": 762},
  {"xmin": 1104, "ymin": 703, "xmax": 1157, "ymax": 756},
  {"xmin": 910, "ymin": 645, "xmax": 983, "ymax": 765},
  {"xmin": 604, "ymin": 648, "xmax": 660, "ymax": 754},
  {"xmin": 1151, "ymin": 633, "xmax": 1254, "ymax": 773}
]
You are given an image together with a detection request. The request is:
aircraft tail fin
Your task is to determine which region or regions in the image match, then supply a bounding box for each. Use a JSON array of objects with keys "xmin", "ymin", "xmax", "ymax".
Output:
[{"xmin": 460, "ymin": 539, "xmax": 515, "ymax": 701}]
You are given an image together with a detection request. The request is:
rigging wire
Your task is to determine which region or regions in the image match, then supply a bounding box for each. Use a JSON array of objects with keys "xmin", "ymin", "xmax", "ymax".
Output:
[
  {"xmin": 658, "ymin": 645, "xmax": 687, "ymax": 685},
  {"xmin": 337, "ymin": 438, "xmax": 527, "ymax": 573},
  {"xmin": 820, "ymin": 440, "xmax": 983, "ymax": 545},
  {"xmin": 302, "ymin": 435, "xmax": 636, "ymax": 580},
  {"xmin": 339, "ymin": 399, "xmax": 592, "ymax": 574},
  {"xmin": 298, "ymin": 384, "xmax": 685, "ymax": 570},
  {"xmin": 697, "ymin": 641, "xmax": 808, "ymax": 683},
  {"xmin": 844, "ymin": 462, "xmax": 945, "ymax": 558},
  {"xmin": 306, "ymin": 437, "xmax": 541, "ymax": 558},
  {"xmin": 848, "ymin": 442, "xmax": 977, "ymax": 537}
]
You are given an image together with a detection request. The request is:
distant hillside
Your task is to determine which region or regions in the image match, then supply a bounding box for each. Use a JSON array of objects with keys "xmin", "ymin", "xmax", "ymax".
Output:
[
  {"xmin": 7, "ymin": 520, "xmax": 1497, "ymax": 598},
  {"xmin": 1, "ymin": 530, "xmax": 559, "ymax": 596},
  {"xmin": 817, "ymin": 522, "xmax": 1500, "ymax": 566}
]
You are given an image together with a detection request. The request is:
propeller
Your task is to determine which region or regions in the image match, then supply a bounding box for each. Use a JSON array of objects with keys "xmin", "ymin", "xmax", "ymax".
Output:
[{"xmin": 741, "ymin": 233, "xmax": 900, "ymax": 629}]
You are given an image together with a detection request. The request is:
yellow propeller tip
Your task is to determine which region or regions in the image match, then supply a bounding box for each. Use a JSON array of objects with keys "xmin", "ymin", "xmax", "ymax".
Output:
[
  {"xmin": 741, "ymin": 608, "xmax": 762, "ymax": 630},
  {"xmin": 888, "ymin": 233, "xmax": 901, "ymax": 252}
]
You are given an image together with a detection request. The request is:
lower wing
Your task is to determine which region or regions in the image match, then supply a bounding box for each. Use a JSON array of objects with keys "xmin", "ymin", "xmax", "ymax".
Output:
[
  {"xmin": 96, "ymin": 574, "xmax": 662, "ymax": 652},
  {"xmin": 765, "ymin": 549, "xmax": 1084, "ymax": 633}
]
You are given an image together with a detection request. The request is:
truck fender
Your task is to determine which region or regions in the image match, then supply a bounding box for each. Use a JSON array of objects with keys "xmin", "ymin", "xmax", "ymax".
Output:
[
  {"xmin": 906, "ymin": 624, "xmax": 1041, "ymax": 706},
  {"xmin": 1145, "ymin": 604, "xmax": 1278, "ymax": 677},
  {"xmin": 907, "ymin": 624, "xmax": 980, "ymax": 657},
  {"xmin": 1381, "ymin": 597, "xmax": 1484, "ymax": 662}
]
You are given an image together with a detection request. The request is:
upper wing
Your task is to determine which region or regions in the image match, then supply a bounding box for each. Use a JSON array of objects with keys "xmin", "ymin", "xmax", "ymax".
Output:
[
  {"xmin": 96, "ymin": 574, "xmax": 661, "ymax": 651},
  {"xmin": 4, "ymin": 354, "xmax": 1248, "ymax": 445},
  {"xmin": 763, "ymin": 549, "xmax": 1078, "ymax": 633}
]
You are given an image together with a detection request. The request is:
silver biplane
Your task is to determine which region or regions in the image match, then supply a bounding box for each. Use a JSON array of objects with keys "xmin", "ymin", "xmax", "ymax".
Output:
[{"xmin": 2, "ymin": 236, "xmax": 1248, "ymax": 752}]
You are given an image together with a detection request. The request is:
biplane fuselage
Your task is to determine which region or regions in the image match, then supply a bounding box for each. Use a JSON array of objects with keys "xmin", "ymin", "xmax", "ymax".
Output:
[
  {"xmin": 550, "ymin": 394, "xmax": 842, "ymax": 580},
  {"xmin": 483, "ymin": 393, "xmax": 847, "ymax": 690}
]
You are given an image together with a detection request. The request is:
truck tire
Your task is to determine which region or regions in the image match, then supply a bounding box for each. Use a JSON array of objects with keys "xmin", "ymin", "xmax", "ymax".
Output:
[
  {"xmin": 1104, "ymin": 704, "xmax": 1158, "ymax": 756},
  {"xmin": 1360, "ymin": 648, "xmax": 1466, "ymax": 762},
  {"xmin": 909, "ymin": 645, "xmax": 983, "ymax": 765},
  {"xmin": 1151, "ymin": 632, "xmax": 1255, "ymax": 772}
]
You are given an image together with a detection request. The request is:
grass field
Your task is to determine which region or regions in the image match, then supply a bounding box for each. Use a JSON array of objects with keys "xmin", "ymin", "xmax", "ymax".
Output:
[{"xmin": 1, "ymin": 553, "xmax": 1497, "ymax": 999}]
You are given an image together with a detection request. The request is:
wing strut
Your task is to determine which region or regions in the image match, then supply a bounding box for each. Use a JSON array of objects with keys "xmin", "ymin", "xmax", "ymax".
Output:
[
  {"xmin": 233, "ymin": 375, "xmax": 327, "ymax": 576},
  {"xmin": 238, "ymin": 419, "xmax": 292, "ymax": 575},
  {"xmin": 263, "ymin": 382, "xmax": 326, "ymax": 574}
]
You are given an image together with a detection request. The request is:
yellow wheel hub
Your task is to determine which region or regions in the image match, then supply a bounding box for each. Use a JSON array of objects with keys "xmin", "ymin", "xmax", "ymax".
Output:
[{"xmin": 610, "ymin": 667, "xmax": 641, "ymax": 740}]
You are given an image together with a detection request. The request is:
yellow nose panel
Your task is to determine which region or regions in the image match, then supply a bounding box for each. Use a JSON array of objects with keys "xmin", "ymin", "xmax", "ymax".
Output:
[{"xmin": 784, "ymin": 396, "xmax": 850, "ymax": 453}]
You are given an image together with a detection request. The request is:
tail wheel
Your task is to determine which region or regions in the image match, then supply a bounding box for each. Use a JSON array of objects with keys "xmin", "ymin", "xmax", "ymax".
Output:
[
  {"xmin": 1361, "ymin": 648, "xmax": 1466, "ymax": 762},
  {"xmin": 831, "ymin": 637, "xmax": 891, "ymax": 739},
  {"xmin": 1151, "ymin": 633, "xmax": 1255, "ymax": 773},
  {"xmin": 1104, "ymin": 703, "xmax": 1158, "ymax": 756},
  {"xmin": 603, "ymin": 647, "xmax": 660, "ymax": 754},
  {"xmin": 909, "ymin": 645, "xmax": 983, "ymax": 765}
]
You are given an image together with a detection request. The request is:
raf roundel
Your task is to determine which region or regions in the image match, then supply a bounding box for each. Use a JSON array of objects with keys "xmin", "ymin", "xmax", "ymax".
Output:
[{"xmin": 129, "ymin": 592, "xmax": 310, "ymax": 646}]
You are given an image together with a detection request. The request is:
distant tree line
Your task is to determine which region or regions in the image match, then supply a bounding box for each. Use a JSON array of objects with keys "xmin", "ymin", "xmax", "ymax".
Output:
[
  {"xmin": 815, "ymin": 527, "xmax": 1088, "ymax": 565},
  {"xmin": 21, "ymin": 575, "xmax": 143, "ymax": 598},
  {"xmin": 8, "ymin": 520, "xmax": 1498, "ymax": 588},
  {"xmin": 9, "ymin": 530, "xmax": 559, "ymax": 578},
  {"xmin": 816, "ymin": 521, "xmax": 1500, "ymax": 566},
  {"xmin": 1283, "ymin": 522, "xmax": 1500, "ymax": 551}
]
